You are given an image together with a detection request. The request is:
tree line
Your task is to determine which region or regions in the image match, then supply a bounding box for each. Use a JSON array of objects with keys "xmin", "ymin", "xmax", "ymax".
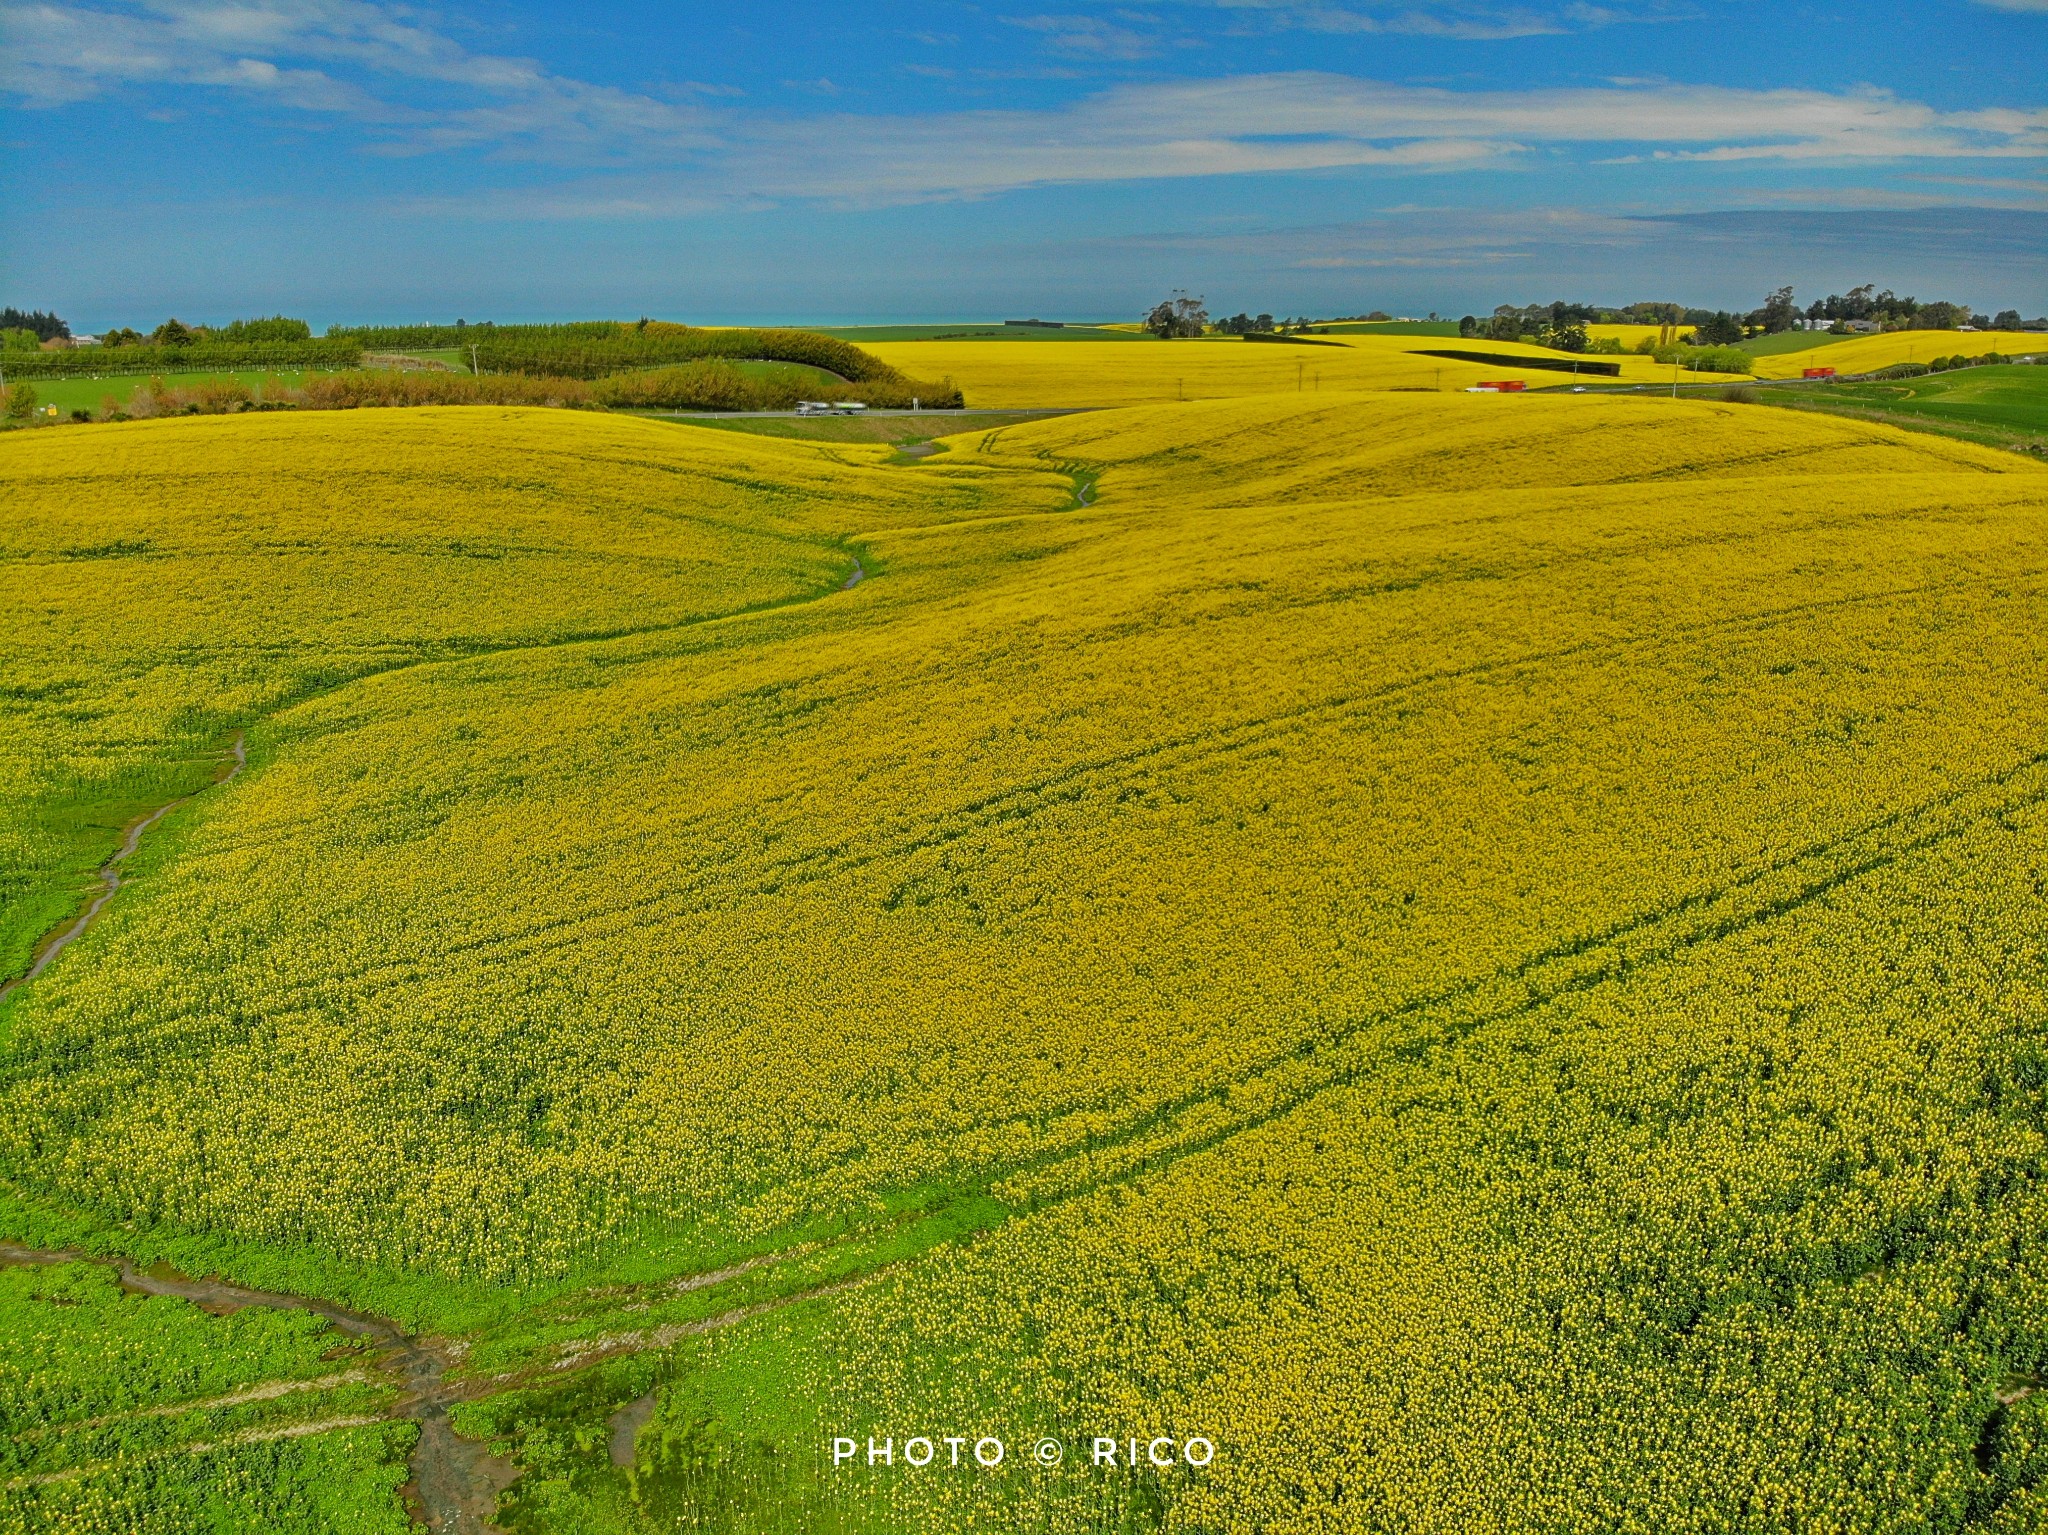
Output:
[{"xmin": 1454, "ymin": 287, "xmax": 2043, "ymax": 353}]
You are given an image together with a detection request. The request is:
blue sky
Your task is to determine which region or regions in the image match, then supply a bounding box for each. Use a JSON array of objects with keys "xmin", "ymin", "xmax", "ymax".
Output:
[{"xmin": 2, "ymin": 0, "xmax": 2044, "ymax": 328}]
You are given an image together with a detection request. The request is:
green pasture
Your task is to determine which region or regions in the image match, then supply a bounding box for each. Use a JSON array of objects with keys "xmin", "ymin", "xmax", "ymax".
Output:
[
  {"xmin": 362, "ymin": 347, "xmax": 471, "ymax": 370},
  {"xmin": 1761, "ymin": 363, "xmax": 2048, "ymax": 453},
  {"xmin": 6, "ymin": 370, "xmax": 328, "ymax": 417},
  {"xmin": 727, "ymin": 359, "xmax": 846, "ymax": 386}
]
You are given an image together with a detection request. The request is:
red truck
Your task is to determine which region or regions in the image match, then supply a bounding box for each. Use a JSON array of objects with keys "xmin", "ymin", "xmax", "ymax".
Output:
[{"xmin": 1803, "ymin": 367, "xmax": 1837, "ymax": 379}]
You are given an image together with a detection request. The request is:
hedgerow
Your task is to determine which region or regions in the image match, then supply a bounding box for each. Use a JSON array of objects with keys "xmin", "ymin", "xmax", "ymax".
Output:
[{"xmin": 2, "ymin": 341, "xmax": 364, "ymax": 378}]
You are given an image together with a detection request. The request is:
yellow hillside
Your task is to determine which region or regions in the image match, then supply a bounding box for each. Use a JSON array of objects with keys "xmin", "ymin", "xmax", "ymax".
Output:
[
  {"xmin": 7, "ymin": 395, "xmax": 2048, "ymax": 1533},
  {"xmin": 1752, "ymin": 328, "xmax": 2042, "ymax": 378},
  {"xmin": 865, "ymin": 332, "xmax": 1746, "ymax": 408},
  {"xmin": 946, "ymin": 389, "xmax": 2023, "ymax": 509},
  {"xmin": 4, "ymin": 395, "xmax": 2038, "ymax": 1284}
]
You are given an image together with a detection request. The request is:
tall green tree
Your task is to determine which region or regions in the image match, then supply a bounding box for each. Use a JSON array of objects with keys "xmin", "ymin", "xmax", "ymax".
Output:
[
  {"xmin": 1143, "ymin": 291, "xmax": 1209, "ymax": 339},
  {"xmin": 1758, "ymin": 286, "xmax": 1799, "ymax": 333}
]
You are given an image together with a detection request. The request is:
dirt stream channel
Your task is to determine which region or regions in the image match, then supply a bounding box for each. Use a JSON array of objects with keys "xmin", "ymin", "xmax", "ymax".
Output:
[
  {"xmin": 0, "ymin": 561, "xmax": 890, "ymax": 1524},
  {"xmin": 0, "ymin": 1239, "xmax": 519, "ymax": 1531},
  {"xmin": 0, "ymin": 731, "xmax": 519, "ymax": 1530}
]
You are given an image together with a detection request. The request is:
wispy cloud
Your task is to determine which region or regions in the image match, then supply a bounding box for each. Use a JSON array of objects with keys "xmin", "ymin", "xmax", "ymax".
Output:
[
  {"xmin": 1160, "ymin": 0, "xmax": 1701, "ymax": 39},
  {"xmin": 1004, "ymin": 12, "xmax": 1168, "ymax": 59},
  {"xmin": 706, "ymin": 75, "xmax": 2048, "ymax": 208},
  {"xmin": 4, "ymin": 2, "xmax": 2045, "ymax": 215},
  {"xmin": 0, "ymin": 0, "xmax": 718, "ymax": 158},
  {"xmin": 1022, "ymin": 204, "xmax": 2048, "ymax": 290}
]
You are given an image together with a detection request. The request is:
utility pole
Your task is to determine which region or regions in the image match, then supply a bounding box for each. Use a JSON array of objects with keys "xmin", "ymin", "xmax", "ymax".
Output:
[
  {"xmin": 471, "ymin": 343, "xmax": 480, "ymax": 376},
  {"xmin": 1672, "ymin": 358, "xmax": 1681, "ymax": 400},
  {"xmin": 1296, "ymin": 360, "xmax": 1304, "ymax": 391}
]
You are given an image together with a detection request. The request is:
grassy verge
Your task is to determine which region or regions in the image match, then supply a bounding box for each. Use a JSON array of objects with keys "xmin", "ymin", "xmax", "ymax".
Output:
[
  {"xmin": 0, "ymin": 749, "xmax": 239, "ymax": 983},
  {"xmin": 1, "ymin": 1259, "xmax": 413, "ymax": 1535},
  {"xmin": 1752, "ymin": 364, "xmax": 2048, "ymax": 456}
]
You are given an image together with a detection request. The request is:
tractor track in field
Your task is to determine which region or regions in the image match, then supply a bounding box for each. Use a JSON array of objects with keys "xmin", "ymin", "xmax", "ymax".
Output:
[
  {"xmin": 0, "ymin": 538, "xmax": 876, "ymax": 1009},
  {"xmin": 209, "ymin": 555, "xmax": 2048, "ymax": 1028},
  {"xmin": 0, "ymin": 544, "xmax": 892, "ymax": 1528}
]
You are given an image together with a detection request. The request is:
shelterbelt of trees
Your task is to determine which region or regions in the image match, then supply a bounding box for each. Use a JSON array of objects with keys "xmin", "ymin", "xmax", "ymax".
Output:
[{"xmin": 0, "ymin": 318, "xmax": 960, "ymax": 411}]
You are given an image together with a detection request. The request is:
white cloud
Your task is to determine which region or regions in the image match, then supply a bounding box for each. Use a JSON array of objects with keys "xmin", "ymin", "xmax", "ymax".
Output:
[
  {"xmin": 717, "ymin": 75, "xmax": 2048, "ymax": 206},
  {"xmin": 3, "ymin": 2, "xmax": 2044, "ymax": 214},
  {"xmin": 1157, "ymin": 0, "xmax": 1699, "ymax": 38},
  {"xmin": 0, "ymin": 0, "xmax": 718, "ymax": 158},
  {"xmin": 1004, "ymin": 13, "xmax": 1167, "ymax": 59}
]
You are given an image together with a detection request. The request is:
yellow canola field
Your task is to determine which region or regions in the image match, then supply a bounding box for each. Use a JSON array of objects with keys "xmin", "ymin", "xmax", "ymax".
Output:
[
  {"xmin": 0, "ymin": 408, "xmax": 1073, "ymax": 976},
  {"xmin": 864, "ymin": 333, "xmax": 1746, "ymax": 408},
  {"xmin": 9, "ymin": 395, "xmax": 2033, "ymax": 1279},
  {"xmin": 942, "ymin": 388, "xmax": 2009, "ymax": 510},
  {"xmin": 6, "ymin": 398, "xmax": 2048, "ymax": 1533},
  {"xmin": 1586, "ymin": 322, "xmax": 1675, "ymax": 346},
  {"xmin": 1752, "ymin": 327, "xmax": 2043, "ymax": 378}
]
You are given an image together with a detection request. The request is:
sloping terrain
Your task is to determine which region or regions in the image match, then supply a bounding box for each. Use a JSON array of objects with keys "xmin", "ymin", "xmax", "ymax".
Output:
[
  {"xmin": 4, "ymin": 398, "xmax": 2048, "ymax": 1533},
  {"xmin": 1752, "ymin": 328, "xmax": 2041, "ymax": 378},
  {"xmin": 861, "ymin": 334, "xmax": 1744, "ymax": 407}
]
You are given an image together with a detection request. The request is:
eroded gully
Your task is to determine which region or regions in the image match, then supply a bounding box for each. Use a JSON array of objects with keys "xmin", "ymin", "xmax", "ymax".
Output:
[
  {"xmin": 0, "ymin": 734, "xmax": 246, "ymax": 1006},
  {"xmin": 0, "ymin": 731, "xmax": 518, "ymax": 1527},
  {"xmin": 0, "ymin": 552, "xmax": 887, "ymax": 1528},
  {"xmin": 0, "ymin": 1240, "xmax": 517, "ymax": 1532}
]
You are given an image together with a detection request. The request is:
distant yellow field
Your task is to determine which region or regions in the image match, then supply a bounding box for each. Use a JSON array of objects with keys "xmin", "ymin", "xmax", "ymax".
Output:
[
  {"xmin": 945, "ymin": 388, "xmax": 2021, "ymax": 508},
  {"xmin": 865, "ymin": 333, "xmax": 1746, "ymax": 408},
  {"xmin": 1752, "ymin": 328, "xmax": 2043, "ymax": 379},
  {"xmin": 1586, "ymin": 323, "xmax": 1674, "ymax": 347}
]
